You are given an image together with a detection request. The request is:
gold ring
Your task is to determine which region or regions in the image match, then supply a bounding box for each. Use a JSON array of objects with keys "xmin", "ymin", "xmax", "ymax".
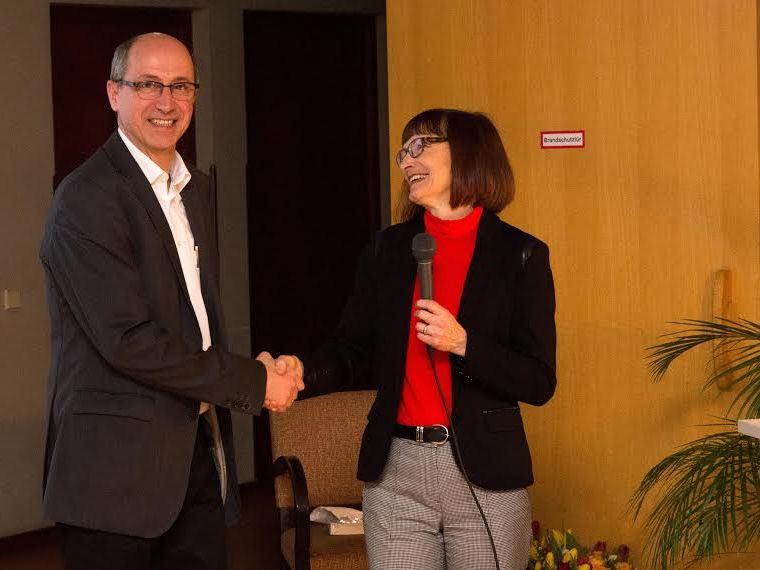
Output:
[{"xmin": 423, "ymin": 324, "xmax": 429, "ymax": 334}]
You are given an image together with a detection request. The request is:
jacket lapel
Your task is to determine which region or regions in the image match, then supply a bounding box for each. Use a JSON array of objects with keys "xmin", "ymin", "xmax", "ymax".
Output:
[
  {"xmin": 457, "ymin": 211, "xmax": 501, "ymax": 329},
  {"xmin": 101, "ymin": 132, "xmax": 192, "ymax": 308},
  {"xmin": 387, "ymin": 218, "xmax": 421, "ymax": 304},
  {"xmin": 382, "ymin": 217, "xmax": 423, "ymax": 393},
  {"xmin": 181, "ymin": 179, "xmax": 226, "ymax": 344}
]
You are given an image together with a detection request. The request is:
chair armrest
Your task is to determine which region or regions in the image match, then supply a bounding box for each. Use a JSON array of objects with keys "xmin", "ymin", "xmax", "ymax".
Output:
[{"xmin": 273, "ymin": 455, "xmax": 310, "ymax": 568}]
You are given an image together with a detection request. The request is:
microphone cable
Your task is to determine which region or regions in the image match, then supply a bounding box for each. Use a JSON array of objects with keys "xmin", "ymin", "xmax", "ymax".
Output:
[{"xmin": 425, "ymin": 345, "xmax": 501, "ymax": 570}]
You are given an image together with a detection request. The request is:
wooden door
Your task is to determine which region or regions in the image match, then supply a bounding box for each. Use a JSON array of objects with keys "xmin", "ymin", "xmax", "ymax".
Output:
[{"xmin": 244, "ymin": 10, "xmax": 382, "ymax": 477}]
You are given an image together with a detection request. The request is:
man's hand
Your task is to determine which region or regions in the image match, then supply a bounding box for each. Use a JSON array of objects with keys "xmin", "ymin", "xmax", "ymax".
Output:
[{"xmin": 257, "ymin": 351, "xmax": 300, "ymax": 412}]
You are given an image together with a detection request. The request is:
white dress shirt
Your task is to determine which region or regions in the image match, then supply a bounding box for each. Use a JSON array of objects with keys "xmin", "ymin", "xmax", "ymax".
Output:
[
  {"xmin": 118, "ymin": 130, "xmax": 211, "ymax": 352},
  {"xmin": 118, "ymin": 129, "xmax": 226, "ymax": 500}
]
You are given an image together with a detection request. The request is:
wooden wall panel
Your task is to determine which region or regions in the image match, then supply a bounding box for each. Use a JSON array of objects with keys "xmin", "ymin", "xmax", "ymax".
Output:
[{"xmin": 387, "ymin": 0, "xmax": 760, "ymax": 563}]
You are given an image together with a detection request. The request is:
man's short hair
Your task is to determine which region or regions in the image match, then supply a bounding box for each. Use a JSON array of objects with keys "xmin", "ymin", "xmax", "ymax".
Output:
[
  {"xmin": 110, "ymin": 36, "xmax": 139, "ymax": 81},
  {"xmin": 109, "ymin": 33, "xmax": 198, "ymax": 82}
]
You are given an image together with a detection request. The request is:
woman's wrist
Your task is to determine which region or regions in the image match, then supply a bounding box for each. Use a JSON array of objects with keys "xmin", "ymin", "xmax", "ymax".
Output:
[{"xmin": 451, "ymin": 330, "xmax": 467, "ymax": 357}]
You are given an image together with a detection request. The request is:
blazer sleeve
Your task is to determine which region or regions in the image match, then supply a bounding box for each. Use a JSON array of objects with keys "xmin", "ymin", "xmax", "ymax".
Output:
[
  {"xmin": 41, "ymin": 176, "xmax": 267, "ymax": 414},
  {"xmin": 454, "ymin": 241, "xmax": 557, "ymax": 406},
  {"xmin": 299, "ymin": 237, "xmax": 378, "ymax": 397}
]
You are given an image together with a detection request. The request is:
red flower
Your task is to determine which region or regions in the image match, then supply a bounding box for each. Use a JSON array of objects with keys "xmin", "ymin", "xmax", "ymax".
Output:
[
  {"xmin": 577, "ymin": 555, "xmax": 590, "ymax": 565},
  {"xmin": 617, "ymin": 544, "xmax": 630, "ymax": 561},
  {"xmin": 592, "ymin": 541, "xmax": 607, "ymax": 553},
  {"xmin": 559, "ymin": 563, "xmax": 571, "ymax": 570},
  {"xmin": 532, "ymin": 520, "xmax": 541, "ymax": 540}
]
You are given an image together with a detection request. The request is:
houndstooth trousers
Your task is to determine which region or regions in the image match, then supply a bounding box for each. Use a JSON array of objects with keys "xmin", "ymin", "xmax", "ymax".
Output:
[{"xmin": 362, "ymin": 437, "xmax": 531, "ymax": 570}]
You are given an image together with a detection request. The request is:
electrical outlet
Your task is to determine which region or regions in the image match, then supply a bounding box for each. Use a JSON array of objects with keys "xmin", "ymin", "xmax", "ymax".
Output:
[{"xmin": 3, "ymin": 289, "xmax": 21, "ymax": 310}]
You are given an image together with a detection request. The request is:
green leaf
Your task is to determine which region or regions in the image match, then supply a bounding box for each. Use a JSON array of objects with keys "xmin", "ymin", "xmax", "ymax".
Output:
[{"xmin": 629, "ymin": 418, "xmax": 760, "ymax": 567}]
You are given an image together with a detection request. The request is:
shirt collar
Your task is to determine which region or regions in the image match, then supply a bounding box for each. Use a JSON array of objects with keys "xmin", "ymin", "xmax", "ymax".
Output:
[
  {"xmin": 424, "ymin": 206, "xmax": 483, "ymax": 239},
  {"xmin": 118, "ymin": 129, "xmax": 192, "ymax": 194}
]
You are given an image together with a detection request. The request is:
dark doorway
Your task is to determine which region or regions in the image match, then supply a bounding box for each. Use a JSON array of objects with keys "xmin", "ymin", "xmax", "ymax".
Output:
[
  {"xmin": 244, "ymin": 10, "xmax": 384, "ymax": 477},
  {"xmin": 50, "ymin": 5, "xmax": 196, "ymax": 189}
]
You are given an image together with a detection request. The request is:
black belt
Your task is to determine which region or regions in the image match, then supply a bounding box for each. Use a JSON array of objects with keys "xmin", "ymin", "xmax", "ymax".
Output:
[{"xmin": 394, "ymin": 423, "xmax": 449, "ymax": 445}]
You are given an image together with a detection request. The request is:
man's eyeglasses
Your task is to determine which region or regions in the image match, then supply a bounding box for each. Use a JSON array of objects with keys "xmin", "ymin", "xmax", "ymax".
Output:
[
  {"xmin": 395, "ymin": 136, "xmax": 447, "ymax": 166},
  {"xmin": 116, "ymin": 79, "xmax": 199, "ymax": 101}
]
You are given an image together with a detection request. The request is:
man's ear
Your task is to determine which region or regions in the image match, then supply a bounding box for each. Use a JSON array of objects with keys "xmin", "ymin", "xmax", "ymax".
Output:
[{"xmin": 106, "ymin": 80, "xmax": 119, "ymax": 112}]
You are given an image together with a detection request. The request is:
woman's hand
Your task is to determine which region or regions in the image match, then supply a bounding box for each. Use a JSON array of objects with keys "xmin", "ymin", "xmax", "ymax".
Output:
[{"xmin": 414, "ymin": 299, "xmax": 467, "ymax": 356}]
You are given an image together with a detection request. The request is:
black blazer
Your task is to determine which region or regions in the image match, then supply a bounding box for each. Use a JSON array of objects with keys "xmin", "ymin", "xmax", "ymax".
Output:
[
  {"xmin": 302, "ymin": 210, "xmax": 556, "ymax": 490},
  {"xmin": 39, "ymin": 132, "xmax": 266, "ymax": 538}
]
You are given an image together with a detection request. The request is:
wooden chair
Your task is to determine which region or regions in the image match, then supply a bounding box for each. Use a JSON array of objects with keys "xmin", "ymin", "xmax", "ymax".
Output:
[{"xmin": 269, "ymin": 390, "xmax": 376, "ymax": 570}]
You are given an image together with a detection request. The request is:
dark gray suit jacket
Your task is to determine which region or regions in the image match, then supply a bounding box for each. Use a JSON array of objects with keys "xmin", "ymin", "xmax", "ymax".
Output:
[{"xmin": 39, "ymin": 132, "xmax": 265, "ymax": 538}]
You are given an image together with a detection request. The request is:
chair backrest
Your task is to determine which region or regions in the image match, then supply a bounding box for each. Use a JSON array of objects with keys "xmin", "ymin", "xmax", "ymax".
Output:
[{"xmin": 270, "ymin": 390, "xmax": 376, "ymax": 509}]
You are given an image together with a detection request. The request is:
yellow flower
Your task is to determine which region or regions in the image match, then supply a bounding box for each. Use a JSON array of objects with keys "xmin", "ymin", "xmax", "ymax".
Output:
[
  {"xmin": 534, "ymin": 563, "xmax": 541, "ymax": 570},
  {"xmin": 551, "ymin": 529, "xmax": 565, "ymax": 546},
  {"xmin": 546, "ymin": 552, "xmax": 555, "ymax": 567},
  {"xmin": 530, "ymin": 545, "xmax": 538, "ymax": 560},
  {"xmin": 562, "ymin": 548, "xmax": 578, "ymax": 562},
  {"xmin": 589, "ymin": 552, "xmax": 606, "ymax": 569},
  {"xmin": 578, "ymin": 565, "xmax": 591, "ymax": 570},
  {"xmin": 562, "ymin": 548, "xmax": 578, "ymax": 563}
]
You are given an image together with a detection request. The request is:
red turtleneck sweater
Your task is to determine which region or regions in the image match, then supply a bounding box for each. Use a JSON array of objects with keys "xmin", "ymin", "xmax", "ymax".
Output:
[{"xmin": 396, "ymin": 206, "xmax": 483, "ymax": 427}]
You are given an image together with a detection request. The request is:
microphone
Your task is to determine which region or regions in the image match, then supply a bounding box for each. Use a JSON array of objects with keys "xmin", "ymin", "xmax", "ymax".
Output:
[
  {"xmin": 411, "ymin": 233, "xmax": 436, "ymax": 300},
  {"xmin": 412, "ymin": 233, "xmax": 436, "ymax": 358}
]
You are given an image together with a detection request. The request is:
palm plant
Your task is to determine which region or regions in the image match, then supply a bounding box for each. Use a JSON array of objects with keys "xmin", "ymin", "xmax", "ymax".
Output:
[{"xmin": 629, "ymin": 318, "xmax": 760, "ymax": 569}]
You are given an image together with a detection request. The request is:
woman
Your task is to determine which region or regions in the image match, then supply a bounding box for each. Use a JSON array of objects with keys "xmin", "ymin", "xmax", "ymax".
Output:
[{"xmin": 295, "ymin": 108, "xmax": 556, "ymax": 569}]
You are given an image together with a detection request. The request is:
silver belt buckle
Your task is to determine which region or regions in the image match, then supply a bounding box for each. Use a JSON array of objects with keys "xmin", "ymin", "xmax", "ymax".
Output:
[{"xmin": 430, "ymin": 424, "xmax": 449, "ymax": 446}]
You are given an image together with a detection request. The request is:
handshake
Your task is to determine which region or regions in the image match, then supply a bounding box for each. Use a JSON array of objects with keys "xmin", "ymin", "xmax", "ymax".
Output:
[{"xmin": 256, "ymin": 351, "xmax": 304, "ymax": 412}]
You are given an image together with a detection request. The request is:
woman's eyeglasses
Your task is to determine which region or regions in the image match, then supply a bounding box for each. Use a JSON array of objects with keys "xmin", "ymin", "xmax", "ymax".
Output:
[{"xmin": 395, "ymin": 136, "xmax": 447, "ymax": 166}]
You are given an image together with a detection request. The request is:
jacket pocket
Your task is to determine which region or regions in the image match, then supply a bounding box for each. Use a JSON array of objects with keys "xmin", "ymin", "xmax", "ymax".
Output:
[
  {"xmin": 71, "ymin": 389, "xmax": 155, "ymax": 421},
  {"xmin": 482, "ymin": 406, "xmax": 523, "ymax": 432}
]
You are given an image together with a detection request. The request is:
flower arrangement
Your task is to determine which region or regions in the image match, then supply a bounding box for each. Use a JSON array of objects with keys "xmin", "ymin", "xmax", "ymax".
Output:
[{"xmin": 528, "ymin": 521, "xmax": 634, "ymax": 570}]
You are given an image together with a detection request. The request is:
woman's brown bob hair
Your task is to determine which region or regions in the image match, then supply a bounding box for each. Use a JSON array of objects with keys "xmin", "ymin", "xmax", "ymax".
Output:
[{"xmin": 396, "ymin": 109, "xmax": 515, "ymax": 222}]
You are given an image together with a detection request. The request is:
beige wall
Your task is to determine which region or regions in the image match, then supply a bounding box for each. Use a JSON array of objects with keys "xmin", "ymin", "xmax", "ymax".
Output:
[
  {"xmin": 386, "ymin": 0, "xmax": 760, "ymax": 565},
  {"xmin": 0, "ymin": 1, "xmax": 56, "ymax": 538}
]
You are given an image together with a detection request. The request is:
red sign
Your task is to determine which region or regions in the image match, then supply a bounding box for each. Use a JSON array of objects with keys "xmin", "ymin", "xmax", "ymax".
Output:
[{"xmin": 541, "ymin": 130, "xmax": 585, "ymax": 149}]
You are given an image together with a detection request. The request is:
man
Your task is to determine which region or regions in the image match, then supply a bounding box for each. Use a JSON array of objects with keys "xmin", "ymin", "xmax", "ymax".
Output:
[{"xmin": 39, "ymin": 33, "xmax": 300, "ymax": 569}]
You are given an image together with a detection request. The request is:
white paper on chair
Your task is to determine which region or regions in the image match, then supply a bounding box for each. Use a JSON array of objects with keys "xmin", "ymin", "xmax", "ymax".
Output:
[{"xmin": 310, "ymin": 506, "xmax": 365, "ymax": 535}]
